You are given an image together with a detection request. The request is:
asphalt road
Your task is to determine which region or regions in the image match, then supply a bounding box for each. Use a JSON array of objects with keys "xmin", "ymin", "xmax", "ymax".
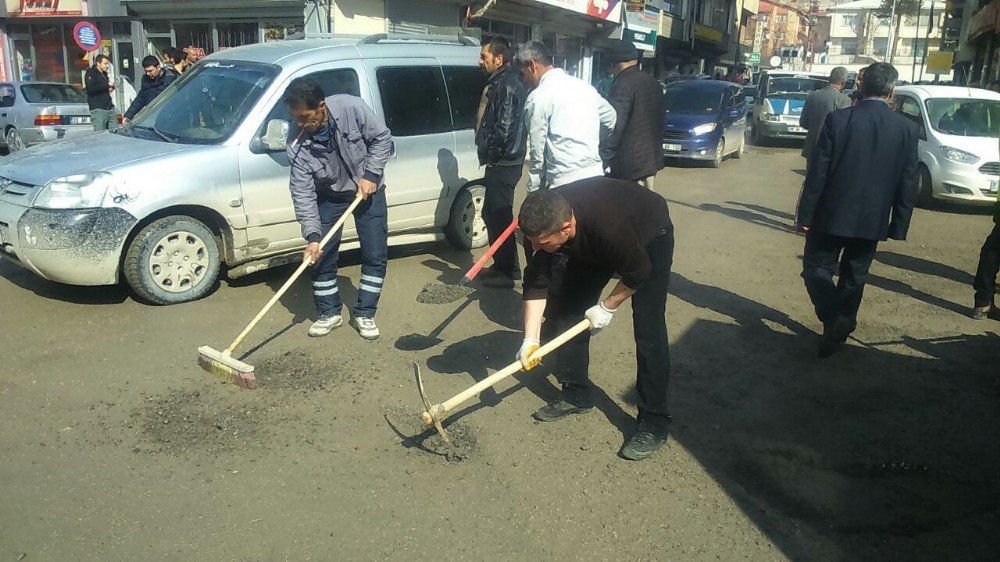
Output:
[{"xmin": 2, "ymin": 144, "xmax": 998, "ymax": 560}]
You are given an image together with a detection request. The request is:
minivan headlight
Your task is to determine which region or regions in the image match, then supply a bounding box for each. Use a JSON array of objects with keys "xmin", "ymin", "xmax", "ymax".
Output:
[
  {"xmin": 692, "ymin": 123, "xmax": 717, "ymax": 136},
  {"xmin": 939, "ymin": 146, "xmax": 980, "ymax": 165},
  {"xmin": 34, "ymin": 172, "xmax": 113, "ymax": 209},
  {"xmin": 761, "ymin": 113, "xmax": 781, "ymax": 122}
]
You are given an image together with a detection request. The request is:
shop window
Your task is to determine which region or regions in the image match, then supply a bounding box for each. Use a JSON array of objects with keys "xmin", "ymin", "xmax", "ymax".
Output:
[
  {"xmin": 376, "ymin": 66, "xmax": 451, "ymax": 136},
  {"xmin": 14, "ymin": 39, "xmax": 33, "ymax": 81},
  {"xmin": 442, "ymin": 66, "xmax": 487, "ymax": 130},
  {"xmin": 218, "ymin": 22, "xmax": 259, "ymax": 50},
  {"xmin": 63, "ymin": 24, "xmax": 89, "ymax": 87},
  {"xmin": 174, "ymin": 22, "xmax": 213, "ymax": 55},
  {"xmin": 33, "ymin": 26, "xmax": 66, "ymax": 83}
]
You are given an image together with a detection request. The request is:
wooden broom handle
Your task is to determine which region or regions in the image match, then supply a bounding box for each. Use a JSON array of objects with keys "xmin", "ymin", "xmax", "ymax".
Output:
[{"xmin": 225, "ymin": 193, "xmax": 364, "ymax": 354}]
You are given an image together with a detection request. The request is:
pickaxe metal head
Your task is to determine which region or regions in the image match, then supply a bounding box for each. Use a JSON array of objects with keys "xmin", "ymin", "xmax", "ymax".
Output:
[{"xmin": 413, "ymin": 362, "xmax": 450, "ymax": 445}]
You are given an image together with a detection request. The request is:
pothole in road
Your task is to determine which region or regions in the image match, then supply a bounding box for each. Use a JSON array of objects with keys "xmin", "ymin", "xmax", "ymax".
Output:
[
  {"xmin": 384, "ymin": 404, "xmax": 479, "ymax": 463},
  {"xmin": 254, "ymin": 349, "xmax": 355, "ymax": 393},
  {"xmin": 133, "ymin": 390, "xmax": 263, "ymax": 456}
]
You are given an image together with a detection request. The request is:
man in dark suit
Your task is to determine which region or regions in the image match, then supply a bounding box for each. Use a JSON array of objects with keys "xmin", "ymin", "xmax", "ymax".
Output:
[
  {"xmin": 972, "ymin": 137, "xmax": 1000, "ymax": 320},
  {"xmin": 600, "ymin": 39, "xmax": 665, "ymax": 189},
  {"xmin": 796, "ymin": 63, "xmax": 919, "ymax": 357},
  {"xmin": 800, "ymin": 66, "xmax": 851, "ymax": 161}
]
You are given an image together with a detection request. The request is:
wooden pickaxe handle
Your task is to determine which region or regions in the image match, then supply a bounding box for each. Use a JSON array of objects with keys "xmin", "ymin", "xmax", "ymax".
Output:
[
  {"xmin": 422, "ymin": 318, "xmax": 591, "ymax": 425},
  {"xmin": 460, "ymin": 218, "xmax": 518, "ymax": 285}
]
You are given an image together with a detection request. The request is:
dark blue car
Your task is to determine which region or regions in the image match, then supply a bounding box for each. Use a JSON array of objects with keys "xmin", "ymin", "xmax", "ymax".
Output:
[{"xmin": 662, "ymin": 80, "xmax": 749, "ymax": 168}]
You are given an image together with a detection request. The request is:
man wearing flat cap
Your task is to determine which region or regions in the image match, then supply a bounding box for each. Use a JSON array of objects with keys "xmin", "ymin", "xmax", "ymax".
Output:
[{"xmin": 600, "ymin": 39, "xmax": 665, "ymax": 189}]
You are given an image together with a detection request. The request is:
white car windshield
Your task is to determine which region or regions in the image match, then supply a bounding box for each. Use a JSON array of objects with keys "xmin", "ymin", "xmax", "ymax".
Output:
[
  {"xmin": 127, "ymin": 60, "xmax": 278, "ymax": 144},
  {"xmin": 925, "ymin": 98, "xmax": 1000, "ymax": 138}
]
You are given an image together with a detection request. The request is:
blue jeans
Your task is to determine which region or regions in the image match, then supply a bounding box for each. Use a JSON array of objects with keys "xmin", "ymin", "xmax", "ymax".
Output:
[{"xmin": 312, "ymin": 188, "xmax": 388, "ymax": 318}]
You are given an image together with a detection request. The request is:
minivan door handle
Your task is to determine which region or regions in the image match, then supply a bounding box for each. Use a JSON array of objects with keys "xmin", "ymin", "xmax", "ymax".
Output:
[{"xmin": 389, "ymin": 141, "xmax": 397, "ymax": 158}]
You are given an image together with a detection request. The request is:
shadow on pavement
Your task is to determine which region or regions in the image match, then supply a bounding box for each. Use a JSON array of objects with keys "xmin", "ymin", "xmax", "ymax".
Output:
[
  {"xmin": 667, "ymin": 275, "xmax": 1000, "ymax": 559},
  {"xmin": 874, "ymin": 250, "xmax": 975, "ymax": 286},
  {"xmin": 0, "ymin": 260, "xmax": 129, "ymax": 305}
]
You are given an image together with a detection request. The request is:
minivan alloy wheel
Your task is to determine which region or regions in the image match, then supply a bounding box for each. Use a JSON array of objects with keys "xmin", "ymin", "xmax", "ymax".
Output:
[
  {"xmin": 444, "ymin": 184, "xmax": 489, "ymax": 250},
  {"xmin": 148, "ymin": 230, "xmax": 211, "ymax": 293}
]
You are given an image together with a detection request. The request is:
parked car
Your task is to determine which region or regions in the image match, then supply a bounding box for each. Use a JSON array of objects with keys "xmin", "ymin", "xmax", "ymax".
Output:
[
  {"xmin": 662, "ymin": 80, "xmax": 748, "ymax": 168},
  {"xmin": 892, "ymin": 85, "xmax": 1000, "ymax": 207},
  {"xmin": 0, "ymin": 81, "xmax": 95, "ymax": 153},
  {"xmin": 0, "ymin": 34, "xmax": 490, "ymax": 305},
  {"xmin": 750, "ymin": 70, "xmax": 828, "ymax": 145}
]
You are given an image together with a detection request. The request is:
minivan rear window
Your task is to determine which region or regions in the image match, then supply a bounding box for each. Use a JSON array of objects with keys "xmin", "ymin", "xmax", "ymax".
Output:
[{"xmin": 376, "ymin": 66, "xmax": 452, "ymax": 136}]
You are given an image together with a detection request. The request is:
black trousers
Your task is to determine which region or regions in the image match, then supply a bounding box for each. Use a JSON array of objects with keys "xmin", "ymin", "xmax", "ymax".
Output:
[
  {"xmin": 973, "ymin": 223, "xmax": 1000, "ymax": 307},
  {"xmin": 801, "ymin": 230, "xmax": 879, "ymax": 333},
  {"xmin": 482, "ymin": 164, "xmax": 522, "ymax": 276},
  {"xmin": 544, "ymin": 231, "xmax": 675, "ymax": 435}
]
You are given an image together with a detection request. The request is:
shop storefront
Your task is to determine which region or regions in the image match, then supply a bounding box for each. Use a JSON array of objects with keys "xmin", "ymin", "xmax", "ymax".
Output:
[{"xmin": 966, "ymin": 0, "xmax": 1000, "ymax": 85}]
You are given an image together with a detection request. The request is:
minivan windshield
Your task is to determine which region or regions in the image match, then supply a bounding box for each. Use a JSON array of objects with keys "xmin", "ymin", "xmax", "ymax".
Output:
[
  {"xmin": 21, "ymin": 83, "xmax": 86, "ymax": 104},
  {"xmin": 926, "ymin": 98, "xmax": 1000, "ymax": 137},
  {"xmin": 767, "ymin": 77, "xmax": 827, "ymax": 94},
  {"xmin": 128, "ymin": 60, "xmax": 277, "ymax": 144},
  {"xmin": 664, "ymin": 87, "xmax": 722, "ymax": 115}
]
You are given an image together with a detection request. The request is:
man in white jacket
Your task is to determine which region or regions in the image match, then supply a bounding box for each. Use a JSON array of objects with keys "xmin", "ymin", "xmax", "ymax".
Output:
[{"xmin": 513, "ymin": 42, "xmax": 617, "ymax": 192}]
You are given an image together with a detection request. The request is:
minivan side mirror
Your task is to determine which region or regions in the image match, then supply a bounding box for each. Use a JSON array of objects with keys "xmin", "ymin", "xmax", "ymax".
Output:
[{"xmin": 260, "ymin": 119, "xmax": 289, "ymax": 152}]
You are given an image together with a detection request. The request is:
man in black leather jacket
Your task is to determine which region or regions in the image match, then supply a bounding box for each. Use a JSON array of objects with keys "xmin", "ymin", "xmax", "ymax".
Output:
[{"xmin": 475, "ymin": 36, "xmax": 528, "ymax": 289}]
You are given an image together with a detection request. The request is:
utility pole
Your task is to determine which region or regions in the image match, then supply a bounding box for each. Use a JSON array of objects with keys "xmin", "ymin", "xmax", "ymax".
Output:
[
  {"xmin": 921, "ymin": 0, "xmax": 937, "ymax": 82},
  {"xmin": 912, "ymin": 0, "xmax": 921, "ymax": 82}
]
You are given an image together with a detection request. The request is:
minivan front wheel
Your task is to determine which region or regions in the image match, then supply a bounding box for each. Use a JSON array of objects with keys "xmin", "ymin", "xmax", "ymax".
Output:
[
  {"xmin": 916, "ymin": 164, "xmax": 935, "ymax": 208},
  {"xmin": 445, "ymin": 184, "xmax": 489, "ymax": 250},
  {"xmin": 123, "ymin": 216, "xmax": 221, "ymax": 305}
]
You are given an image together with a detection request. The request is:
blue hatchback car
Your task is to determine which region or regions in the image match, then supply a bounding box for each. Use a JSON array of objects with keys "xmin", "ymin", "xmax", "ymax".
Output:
[{"xmin": 662, "ymin": 80, "xmax": 749, "ymax": 168}]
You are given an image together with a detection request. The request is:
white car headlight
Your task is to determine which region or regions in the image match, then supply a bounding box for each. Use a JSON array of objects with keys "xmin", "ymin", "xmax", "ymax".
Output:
[
  {"xmin": 33, "ymin": 172, "xmax": 113, "ymax": 209},
  {"xmin": 692, "ymin": 123, "xmax": 717, "ymax": 136},
  {"xmin": 761, "ymin": 113, "xmax": 781, "ymax": 122},
  {"xmin": 939, "ymin": 146, "xmax": 980, "ymax": 165}
]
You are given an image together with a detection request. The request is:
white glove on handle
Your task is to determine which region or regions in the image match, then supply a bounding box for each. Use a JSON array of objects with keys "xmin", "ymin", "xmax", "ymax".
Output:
[
  {"xmin": 516, "ymin": 338, "xmax": 542, "ymax": 371},
  {"xmin": 585, "ymin": 303, "xmax": 615, "ymax": 333}
]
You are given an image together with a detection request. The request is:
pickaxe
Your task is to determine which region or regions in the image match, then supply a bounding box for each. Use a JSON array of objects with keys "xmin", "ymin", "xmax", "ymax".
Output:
[{"xmin": 414, "ymin": 319, "xmax": 591, "ymax": 443}]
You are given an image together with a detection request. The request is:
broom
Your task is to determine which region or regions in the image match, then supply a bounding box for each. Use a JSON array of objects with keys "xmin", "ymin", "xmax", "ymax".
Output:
[{"xmin": 198, "ymin": 193, "xmax": 364, "ymax": 388}]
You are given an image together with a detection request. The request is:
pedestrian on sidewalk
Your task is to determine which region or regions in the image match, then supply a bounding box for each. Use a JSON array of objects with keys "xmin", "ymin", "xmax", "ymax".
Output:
[
  {"xmin": 516, "ymin": 177, "xmax": 675, "ymax": 461},
  {"xmin": 475, "ymin": 36, "xmax": 528, "ymax": 290},
  {"xmin": 84, "ymin": 54, "xmax": 117, "ymax": 131},
  {"xmin": 513, "ymin": 41, "xmax": 617, "ymax": 192},
  {"xmin": 284, "ymin": 78, "xmax": 393, "ymax": 340},
  {"xmin": 972, "ymin": 137, "xmax": 1000, "ymax": 320},
  {"xmin": 797, "ymin": 63, "xmax": 919, "ymax": 357},
  {"xmin": 600, "ymin": 39, "xmax": 665, "ymax": 189},
  {"xmin": 123, "ymin": 56, "xmax": 178, "ymax": 123}
]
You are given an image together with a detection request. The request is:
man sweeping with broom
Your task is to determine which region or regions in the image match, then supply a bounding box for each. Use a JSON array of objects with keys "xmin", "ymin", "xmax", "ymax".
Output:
[
  {"xmin": 285, "ymin": 78, "xmax": 393, "ymax": 340},
  {"xmin": 516, "ymin": 177, "xmax": 674, "ymax": 460}
]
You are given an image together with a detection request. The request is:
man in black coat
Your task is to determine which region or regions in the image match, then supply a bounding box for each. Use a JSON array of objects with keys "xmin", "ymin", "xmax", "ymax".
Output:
[
  {"xmin": 600, "ymin": 39, "xmax": 665, "ymax": 189},
  {"xmin": 796, "ymin": 63, "xmax": 919, "ymax": 357},
  {"xmin": 123, "ymin": 56, "xmax": 178, "ymax": 123},
  {"xmin": 84, "ymin": 54, "xmax": 117, "ymax": 131},
  {"xmin": 475, "ymin": 36, "xmax": 528, "ymax": 288},
  {"xmin": 972, "ymin": 137, "xmax": 1000, "ymax": 320}
]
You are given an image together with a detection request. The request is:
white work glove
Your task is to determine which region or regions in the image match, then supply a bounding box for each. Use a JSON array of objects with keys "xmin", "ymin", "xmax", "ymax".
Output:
[
  {"xmin": 516, "ymin": 338, "xmax": 541, "ymax": 371},
  {"xmin": 585, "ymin": 303, "xmax": 616, "ymax": 333}
]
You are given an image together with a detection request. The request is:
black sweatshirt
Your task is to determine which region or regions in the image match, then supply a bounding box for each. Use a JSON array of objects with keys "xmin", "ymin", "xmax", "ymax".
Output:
[
  {"xmin": 84, "ymin": 66, "xmax": 113, "ymax": 110},
  {"xmin": 522, "ymin": 176, "xmax": 673, "ymax": 301}
]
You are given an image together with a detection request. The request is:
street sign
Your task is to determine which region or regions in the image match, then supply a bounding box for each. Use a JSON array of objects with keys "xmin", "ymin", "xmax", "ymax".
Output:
[
  {"xmin": 746, "ymin": 52, "xmax": 761, "ymax": 64},
  {"xmin": 72, "ymin": 22, "xmax": 101, "ymax": 52},
  {"xmin": 926, "ymin": 51, "xmax": 954, "ymax": 74}
]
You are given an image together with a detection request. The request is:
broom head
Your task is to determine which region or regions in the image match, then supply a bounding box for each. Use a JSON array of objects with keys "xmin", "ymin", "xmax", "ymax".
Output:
[{"xmin": 197, "ymin": 346, "xmax": 257, "ymax": 389}]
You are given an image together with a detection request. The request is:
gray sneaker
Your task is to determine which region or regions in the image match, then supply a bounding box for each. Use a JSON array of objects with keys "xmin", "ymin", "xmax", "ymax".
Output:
[
  {"xmin": 351, "ymin": 316, "xmax": 380, "ymax": 340},
  {"xmin": 308, "ymin": 314, "xmax": 343, "ymax": 337}
]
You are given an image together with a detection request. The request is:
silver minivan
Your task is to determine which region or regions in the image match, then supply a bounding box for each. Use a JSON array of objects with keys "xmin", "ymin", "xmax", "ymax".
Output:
[{"xmin": 0, "ymin": 34, "xmax": 489, "ymax": 304}]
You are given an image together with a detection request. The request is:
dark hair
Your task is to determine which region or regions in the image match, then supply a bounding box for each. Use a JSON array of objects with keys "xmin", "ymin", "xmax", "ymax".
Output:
[
  {"xmin": 163, "ymin": 47, "xmax": 181, "ymax": 63},
  {"xmin": 861, "ymin": 62, "xmax": 898, "ymax": 98},
  {"xmin": 483, "ymin": 36, "xmax": 511, "ymax": 62},
  {"xmin": 93, "ymin": 54, "xmax": 110, "ymax": 65},
  {"xmin": 518, "ymin": 190, "xmax": 573, "ymax": 237},
  {"xmin": 141, "ymin": 55, "xmax": 160, "ymax": 69},
  {"xmin": 513, "ymin": 41, "xmax": 554, "ymax": 68},
  {"xmin": 284, "ymin": 77, "xmax": 326, "ymax": 109}
]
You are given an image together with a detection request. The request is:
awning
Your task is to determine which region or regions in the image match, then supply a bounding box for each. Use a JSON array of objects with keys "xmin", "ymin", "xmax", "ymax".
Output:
[{"xmin": 122, "ymin": 0, "xmax": 302, "ymax": 17}]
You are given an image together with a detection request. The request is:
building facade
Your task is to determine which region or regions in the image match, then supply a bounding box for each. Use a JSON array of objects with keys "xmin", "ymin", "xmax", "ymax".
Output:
[{"xmin": 959, "ymin": 0, "xmax": 1000, "ymax": 85}]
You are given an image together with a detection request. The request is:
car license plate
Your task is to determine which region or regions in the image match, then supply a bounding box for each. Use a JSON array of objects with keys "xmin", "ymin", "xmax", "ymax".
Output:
[
  {"xmin": 70, "ymin": 116, "xmax": 91, "ymax": 125},
  {"xmin": 989, "ymin": 180, "xmax": 998, "ymax": 194},
  {"xmin": 788, "ymin": 126, "xmax": 806, "ymax": 133},
  {"xmin": 663, "ymin": 143, "xmax": 682, "ymax": 152}
]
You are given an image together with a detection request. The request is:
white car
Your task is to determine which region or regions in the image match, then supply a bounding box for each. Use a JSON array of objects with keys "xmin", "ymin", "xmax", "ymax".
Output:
[{"xmin": 892, "ymin": 85, "xmax": 1000, "ymax": 207}]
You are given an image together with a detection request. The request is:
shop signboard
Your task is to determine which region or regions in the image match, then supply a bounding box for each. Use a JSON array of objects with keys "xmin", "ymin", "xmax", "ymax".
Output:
[
  {"xmin": 625, "ymin": 8, "xmax": 658, "ymax": 51},
  {"xmin": 746, "ymin": 52, "xmax": 761, "ymax": 64},
  {"xmin": 73, "ymin": 22, "xmax": 102, "ymax": 52},
  {"xmin": 926, "ymin": 50, "xmax": 954, "ymax": 74},
  {"xmin": 534, "ymin": 0, "xmax": 624, "ymax": 21},
  {"xmin": 5, "ymin": 0, "xmax": 84, "ymax": 16},
  {"xmin": 694, "ymin": 24, "xmax": 725, "ymax": 44}
]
